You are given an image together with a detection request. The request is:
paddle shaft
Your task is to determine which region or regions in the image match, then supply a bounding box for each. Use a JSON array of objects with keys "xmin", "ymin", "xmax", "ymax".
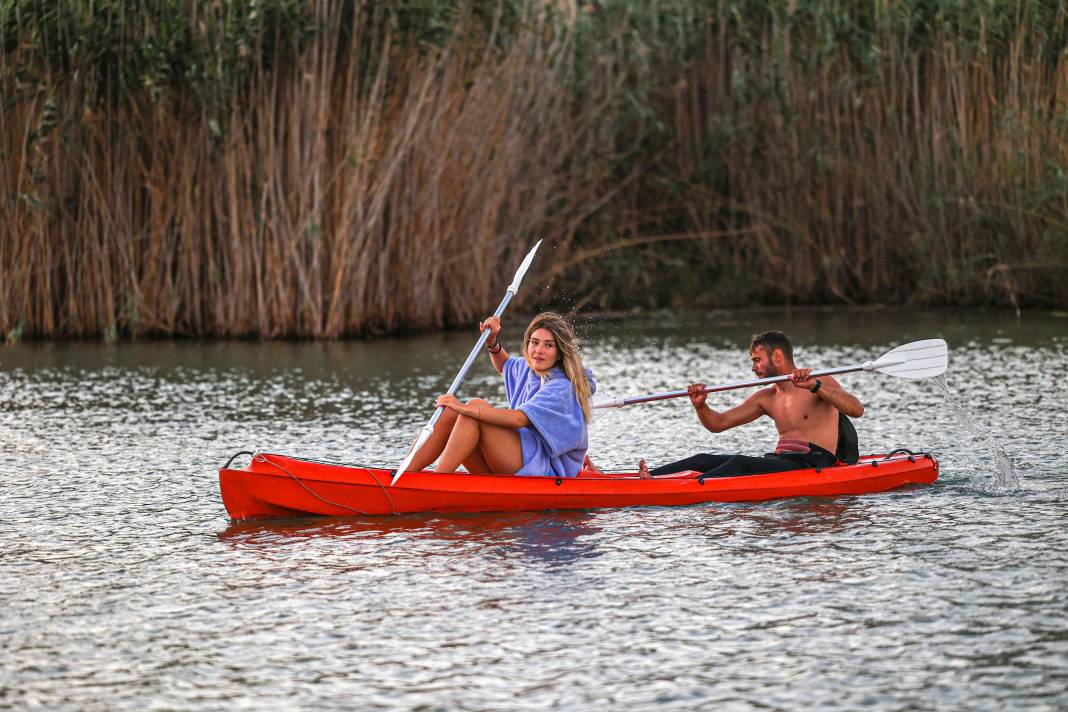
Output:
[
  {"xmin": 391, "ymin": 294, "xmax": 513, "ymax": 485},
  {"xmin": 392, "ymin": 239, "xmax": 543, "ymax": 485},
  {"xmin": 593, "ymin": 338, "xmax": 946, "ymax": 411},
  {"xmin": 594, "ymin": 362, "xmax": 892, "ymax": 409},
  {"xmin": 428, "ymin": 292, "xmax": 515, "ymax": 426}
]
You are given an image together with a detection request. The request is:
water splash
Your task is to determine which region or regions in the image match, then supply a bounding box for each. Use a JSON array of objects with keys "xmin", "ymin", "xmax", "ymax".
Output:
[{"xmin": 933, "ymin": 375, "xmax": 1021, "ymax": 494}]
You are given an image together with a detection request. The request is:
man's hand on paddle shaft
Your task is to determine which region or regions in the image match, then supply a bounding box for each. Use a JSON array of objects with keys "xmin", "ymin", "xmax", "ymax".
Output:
[
  {"xmin": 689, "ymin": 383, "xmax": 765, "ymax": 433},
  {"xmin": 789, "ymin": 368, "xmax": 865, "ymax": 417},
  {"xmin": 790, "ymin": 368, "xmax": 818, "ymax": 390}
]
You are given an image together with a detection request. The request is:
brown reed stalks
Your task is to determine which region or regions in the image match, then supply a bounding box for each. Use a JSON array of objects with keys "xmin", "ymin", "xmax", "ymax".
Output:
[
  {"xmin": 2, "ymin": 1, "xmax": 1065, "ymax": 341},
  {"xmin": 631, "ymin": 0, "xmax": 1068, "ymax": 310},
  {"xmin": 1, "ymin": 1, "xmax": 624, "ymax": 338}
]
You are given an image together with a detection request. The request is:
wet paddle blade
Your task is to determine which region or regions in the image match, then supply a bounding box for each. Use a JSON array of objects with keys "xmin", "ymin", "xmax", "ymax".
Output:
[
  {"xmin": 866, "ymin": 338, "xmax": 948, "ymax": 379},
  {"xmin": 392, "ymin": 422, "xmax": 434, "ymax": 485},
  {"xmin": 508, "ymin": 239, "xmax": 543, "ymax": 294}
]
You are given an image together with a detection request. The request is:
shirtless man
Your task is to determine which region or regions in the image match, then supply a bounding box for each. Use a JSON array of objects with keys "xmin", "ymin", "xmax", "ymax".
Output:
[{"xmin": 638, "ymin": 330, "xmax": 864, "ymax": 478}]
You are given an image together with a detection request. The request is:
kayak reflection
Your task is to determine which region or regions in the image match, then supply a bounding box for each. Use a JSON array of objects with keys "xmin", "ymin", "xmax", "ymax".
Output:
[
  {"xmin": 730, "ymin": 498, "xmax": 858, "ymax": 537},
  {"xmin": 217, "ymin": 510, "xmax": 602, "ymax": 567}
]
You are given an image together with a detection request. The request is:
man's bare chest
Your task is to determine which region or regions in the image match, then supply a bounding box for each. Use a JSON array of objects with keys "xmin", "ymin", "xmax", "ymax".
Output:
[{"xmin": 764, "ymin": 390, "xmax": 833, "ymax": 427}]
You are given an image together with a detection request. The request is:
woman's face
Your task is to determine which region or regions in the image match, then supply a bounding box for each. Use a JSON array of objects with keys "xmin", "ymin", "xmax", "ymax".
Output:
[{"xmin": 527, "ymin": 327, "xmax": 559, "ymax": 371}]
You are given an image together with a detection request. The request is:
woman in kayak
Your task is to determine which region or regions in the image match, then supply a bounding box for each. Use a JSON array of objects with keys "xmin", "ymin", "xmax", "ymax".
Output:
[{"xmin": 406, "ymin": 312, "xmax": 595, "ymax": 477}]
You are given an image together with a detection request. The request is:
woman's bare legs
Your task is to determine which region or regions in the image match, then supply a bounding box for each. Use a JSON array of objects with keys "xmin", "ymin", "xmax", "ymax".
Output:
[
  {"xmin": 406, "ymin": 407, "xmax": 459, "ymax": 472},
  {"xmin": 436, "ymin": 399, "xmax": 522, "ymax": 474},
  {"xmin": 459, "ymin": 447, "xmax": 492, "ymax": 474},
  {"xmin": 474, "ymin": 422, "xmax": 523, "ymax": 473}
]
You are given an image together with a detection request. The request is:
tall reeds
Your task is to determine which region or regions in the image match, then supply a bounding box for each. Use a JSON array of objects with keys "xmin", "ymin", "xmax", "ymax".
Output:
[
  {"xmin": 1, "ymin": 1, "xmax": 624, "ymax": 337},
  {"xmin": 651, "ymin": 0, "xmax": 1068, "ymax": 310},
  {"xmin": 2, "ymin": 0, "xmax": 1066, "ymax": 340}
]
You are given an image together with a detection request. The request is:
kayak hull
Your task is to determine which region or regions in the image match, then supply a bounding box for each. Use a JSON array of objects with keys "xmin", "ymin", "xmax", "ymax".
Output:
[{"xmin": 219, "ymin": 451, "xmax": 939, "ymax": 520}]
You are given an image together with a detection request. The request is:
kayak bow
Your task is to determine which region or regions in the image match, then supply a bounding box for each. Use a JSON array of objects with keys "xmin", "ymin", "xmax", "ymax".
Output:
[{"xmin": 219, "ymin": 450, "xmax": 938, "ymax": 520}]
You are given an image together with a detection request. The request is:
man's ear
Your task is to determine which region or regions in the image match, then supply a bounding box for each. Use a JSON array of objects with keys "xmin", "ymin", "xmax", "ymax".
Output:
[{"xmin": 771, "ymin": 348, "xmax": 785, "ymax": 366}]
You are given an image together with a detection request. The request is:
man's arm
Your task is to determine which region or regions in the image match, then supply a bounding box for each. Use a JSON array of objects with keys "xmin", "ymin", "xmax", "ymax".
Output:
[
  {"xmin": 790, "ymin": 371, "xmax": 864, "ymax": 418},
  {"xmin": 688, "ymin": 383, "xmax": 767, "ymax": 433}
]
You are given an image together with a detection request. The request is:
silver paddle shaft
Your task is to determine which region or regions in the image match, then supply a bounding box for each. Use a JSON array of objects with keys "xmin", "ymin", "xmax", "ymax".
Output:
[
  {"xmin": 390, "ymin": 296, "xmax": 510, "ymax": 485},
  {"xmin": 595, "ymin": 361, "xmax": 901, "ymax": 409},
  {"xmin": 427, "ymin": 293, "xmax": 514, "ymax": 422},
  {"xmin": 590, "ymin": 339, "xmax": 946, "ymax": 411},
  {"xmin": 392, "ymin": 240, "xmax": 542, "ymax": 485}
]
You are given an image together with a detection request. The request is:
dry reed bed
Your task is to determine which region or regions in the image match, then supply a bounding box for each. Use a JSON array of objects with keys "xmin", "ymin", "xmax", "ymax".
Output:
[
  {"xmin": 580, "ymin": 0, "xmax": 1068, "ymax": 311},
  {"xmin": 1, "ymin": 1, "xmax": 1066, "ymax": 340},
  {"xmin": 1, "ymin": 2, "xmax": 620, "ymax": 338}
]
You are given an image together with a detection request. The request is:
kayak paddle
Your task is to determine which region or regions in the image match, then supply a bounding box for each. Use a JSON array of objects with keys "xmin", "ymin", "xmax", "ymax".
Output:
[
  {"xmin": 391, "ymin": 239, "xmax": 543, "ymax": 485},
  {"xmin": 592, "ymin": 338, "xmax": 948, "ymax": 411}
]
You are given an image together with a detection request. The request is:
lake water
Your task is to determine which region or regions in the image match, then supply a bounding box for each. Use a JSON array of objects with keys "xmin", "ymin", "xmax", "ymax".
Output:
[{"xmin": 2, "ymin": 309, "xmax": 1066, "ymax": 710}]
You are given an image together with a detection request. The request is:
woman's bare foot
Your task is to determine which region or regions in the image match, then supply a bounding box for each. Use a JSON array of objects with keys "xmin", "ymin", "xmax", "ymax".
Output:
[
  {"xmin": 582, "ymin": 454, "xmax": 604, "ymax": 474},
  {"xmin": 637, "ymin": 458, "xmax": 651, "ymax": 479}
]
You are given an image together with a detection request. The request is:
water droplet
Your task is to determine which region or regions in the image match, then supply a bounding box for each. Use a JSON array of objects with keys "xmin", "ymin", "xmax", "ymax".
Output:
[{"xmin": 932, "ymin": 375, "xmax": 1021, "ymax": 494}]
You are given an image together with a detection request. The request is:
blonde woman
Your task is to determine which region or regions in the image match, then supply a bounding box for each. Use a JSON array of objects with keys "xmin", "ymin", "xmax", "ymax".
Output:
[{"xmin": 406, "ymin": 312, "xmax": 596, "ymax": 477}]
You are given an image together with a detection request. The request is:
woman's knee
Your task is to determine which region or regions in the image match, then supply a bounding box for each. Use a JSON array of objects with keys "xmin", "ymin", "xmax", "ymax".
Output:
[{"xmin": 460, "ymin": 399, "xmax": 490, "ymax": 427}]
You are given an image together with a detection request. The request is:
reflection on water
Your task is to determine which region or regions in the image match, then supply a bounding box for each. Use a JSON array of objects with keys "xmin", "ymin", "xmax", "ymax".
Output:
[
  {"xmin": 729, "ymin": 499, "xmax": 858, "ymax": 536},
  {"xmin": 2, "ymin": 308, "xmax": 1066, "ymax": 710},
  {"xmin": 219, "ymin": 510, "xmax": 603, "ymax": 567}
]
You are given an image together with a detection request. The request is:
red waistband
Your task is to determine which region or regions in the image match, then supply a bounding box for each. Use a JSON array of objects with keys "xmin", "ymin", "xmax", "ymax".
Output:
[{"xmin": 775, "ymin": 438, "xmax": 812, "ymax": 455}]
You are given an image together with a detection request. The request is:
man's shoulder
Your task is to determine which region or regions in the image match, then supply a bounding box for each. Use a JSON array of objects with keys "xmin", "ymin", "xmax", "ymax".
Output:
[
  {"xmin": 752, "ymin": 386, "xmax": 777, "ymax": 400},
  {"xmin": 743, "ymin": 386, "xmax": 776, "ymax": 412}
]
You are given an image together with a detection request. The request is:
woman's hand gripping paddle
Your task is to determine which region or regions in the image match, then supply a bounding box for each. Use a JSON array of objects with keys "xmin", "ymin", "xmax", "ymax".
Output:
[
  {"xmin": 592, "ymin": 338, "xmax": 948, "ymax": 414},
  {"xmin": 391, "ymin": 240, "xmax": 543, "ymax": 485}
]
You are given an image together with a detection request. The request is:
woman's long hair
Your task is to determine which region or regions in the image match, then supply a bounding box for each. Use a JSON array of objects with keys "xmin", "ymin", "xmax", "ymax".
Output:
[{"xmin": 522, "ymin": 312, "xmax": 592, "ymax": 422}]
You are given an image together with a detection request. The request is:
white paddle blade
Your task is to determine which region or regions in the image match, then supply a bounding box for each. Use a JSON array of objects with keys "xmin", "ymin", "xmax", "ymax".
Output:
[
  {"xmin": 867, "ymin": 338, "xmax": 948, "ymax": 379},
  {"xmin": 507, "ymin": 239, "xmax": 543, "ymax": 294},
  {"xmin": 392, "ymin": 426, "xmax": 433, "ymax": 485}
]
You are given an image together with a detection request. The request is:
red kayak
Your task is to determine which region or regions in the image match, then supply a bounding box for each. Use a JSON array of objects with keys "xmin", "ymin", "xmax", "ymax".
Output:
[{"xmin": 218, "ymin": 450, "xmax": 938, "ymax": 520}]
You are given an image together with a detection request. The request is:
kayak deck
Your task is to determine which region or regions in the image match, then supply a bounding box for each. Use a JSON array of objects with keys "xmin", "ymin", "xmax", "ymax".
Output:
[{"xmin": 218, "ymin": 450, "xmax": 939, "ymax": 520}]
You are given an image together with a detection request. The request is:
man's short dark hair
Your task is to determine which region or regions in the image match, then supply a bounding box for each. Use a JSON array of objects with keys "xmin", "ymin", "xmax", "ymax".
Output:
[{"xmin": 750, "ymin": 331, "xmax": 793, "ymax": 362}]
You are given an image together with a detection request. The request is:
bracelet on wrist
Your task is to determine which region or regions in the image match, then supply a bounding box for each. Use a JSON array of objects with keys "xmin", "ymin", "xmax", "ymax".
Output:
[
  {"xmin": 810, "ymin": 379, "xmax": 822, "ymax": 394},
  {"xmin": 487, "ymin": 340, "xmax": 502, "ymax": 354}
]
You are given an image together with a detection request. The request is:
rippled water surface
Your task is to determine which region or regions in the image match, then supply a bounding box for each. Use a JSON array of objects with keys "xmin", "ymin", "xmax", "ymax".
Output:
[{"xmin": 2, "ymin": 309, "xmax": 1066, "ymax": 710}]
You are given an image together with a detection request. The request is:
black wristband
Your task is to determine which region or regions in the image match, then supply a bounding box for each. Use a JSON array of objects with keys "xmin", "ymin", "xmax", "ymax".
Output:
[
  {"xmin": 487, "ymin": 340, "xmax": 502, "ymax": 354},
  {"xmin": 810, "ymin": 379, "xmax": 822, "ymax": 394}
]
